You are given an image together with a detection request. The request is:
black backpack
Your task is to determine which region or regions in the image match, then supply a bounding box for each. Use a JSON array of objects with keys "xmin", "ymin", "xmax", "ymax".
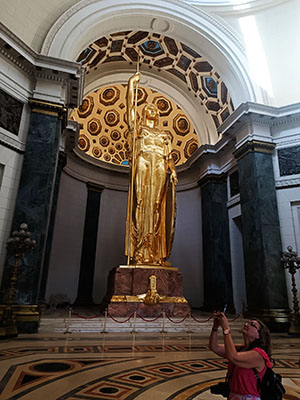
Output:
[{"xmin": 253, "ymin": 366, "xmax": 285, "ymax": 400}]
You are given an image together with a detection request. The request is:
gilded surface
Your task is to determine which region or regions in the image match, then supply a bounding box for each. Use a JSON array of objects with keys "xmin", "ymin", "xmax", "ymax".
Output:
[
  {"xmin": 111, "ymin": 274, "xmax": 187, "ymax": 304},
  {"xmin": 110, "ymin": 295, "xmax": 188, "ymax": 304},
  {"xmin": 125, "ymin": 72, "xmax": 177, "ymax": 266},
  {"xmin": 119, "ymin": 264, "xmax": 178, "ymax": 271}
]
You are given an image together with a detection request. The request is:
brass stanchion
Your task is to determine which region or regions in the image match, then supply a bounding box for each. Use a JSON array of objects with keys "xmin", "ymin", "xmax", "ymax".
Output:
[
  {"xmin": 132, "ymin": 310, "xmax": 137, "ymax": 334},
  {"xmin": 0, "ymin": 223, "xmax": 36, "ymax": 339},
  {"xmin": 102, "ymin": 308, "xmax": 108, "ymax": 334},
  {"xmin": 281, "ymin": 245, "xmax": 300, "ymax": 335},
  {"xmin": 161, "ymin": 310, "xmax": 166, "ymax": 334},
  {"xmin": 187, "ymin": 311, "xmax": 191, "ymax": 334},
  {"xmin": 64, "ymin": 307, "xmax": 72, "ymax": 334}
]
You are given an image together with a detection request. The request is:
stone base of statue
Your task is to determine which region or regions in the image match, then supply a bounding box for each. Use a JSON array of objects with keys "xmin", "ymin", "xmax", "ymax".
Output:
[{"xmin": 103, "ymin": 265, "xmax": 190, "ymax": 318}]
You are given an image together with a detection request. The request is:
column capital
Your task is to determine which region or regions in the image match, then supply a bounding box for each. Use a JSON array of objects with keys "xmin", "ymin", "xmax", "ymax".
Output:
[
  {"xmin": 233, "ymin": 140, "xmax": 276, "ymax": 161},
  {"xmin": 198, "ymin": 173, "xmax": 227, "ymax": 188},
  {"xmin": 29, "ymin": 98, "xmax": 66, "ymax": 117}
]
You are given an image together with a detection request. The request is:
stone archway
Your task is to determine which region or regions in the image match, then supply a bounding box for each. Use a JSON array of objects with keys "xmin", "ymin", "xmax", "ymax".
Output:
[{"xmin": 41, "ymin": 0, "xmax": 260, "ymax": 106}]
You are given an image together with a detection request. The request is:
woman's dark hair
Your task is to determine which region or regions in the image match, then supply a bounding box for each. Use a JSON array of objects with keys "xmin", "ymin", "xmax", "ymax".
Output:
[{"xmin": 247, "ymin": 319, "xmax": 272, "ymax": 358}]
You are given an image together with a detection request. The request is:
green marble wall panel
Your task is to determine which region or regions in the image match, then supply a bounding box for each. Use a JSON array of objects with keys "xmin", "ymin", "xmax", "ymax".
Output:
[
  {"xmin": 278, "ymin": 145, "xmax": 300, "ymax": 176},
  {"xmin": 1, "ymin": 111, "xmax": 61, "ymax": 305},
  {"xmin": 238, "ymin": 151, "xmax": 289, "ymax": 310},
  {"xmin": 201, "ymin": 180, "xmax": 233, "ymax": 311}
]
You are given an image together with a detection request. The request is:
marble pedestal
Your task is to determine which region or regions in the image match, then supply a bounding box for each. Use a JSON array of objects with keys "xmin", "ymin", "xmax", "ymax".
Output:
[{"xmin": 104, "ymin": 265, "xmax": 190, "ymax": 318}]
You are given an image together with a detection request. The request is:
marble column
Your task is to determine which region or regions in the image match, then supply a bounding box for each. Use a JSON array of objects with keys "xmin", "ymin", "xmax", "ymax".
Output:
[
  {"xmin": 0, "ymin": 100, "xmax": 65, "ymax": 331},
  {"xmin": 74, "ymin": 183, "xmax": 103, "ymax": 306},
  {"xmin": 199, "ymin": 175, "xmax": 234, "ymax": 312},
  {"xmin": 235, "ymin": 141, "xmax": 290, "ymax": 331}
]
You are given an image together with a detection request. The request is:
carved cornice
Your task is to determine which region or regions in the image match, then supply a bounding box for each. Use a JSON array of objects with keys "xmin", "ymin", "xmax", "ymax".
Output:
[
  {"xmin": 233, "ymin": 140, "xmax": 276, "ymax": 160},
  {"xmin": 177, "ymin": 136, "xmax": 235, "ymax": 173},
  {"xmin": 219, "ymin": 101, "xmax": 300, "ymax": 136},
  {"xmin": 0, "ymin": 45, "xmax": 33, "ymax": 76},
  {"xmin": 0, "ymin": 22, "xmax": 83, "ymax": 108}
]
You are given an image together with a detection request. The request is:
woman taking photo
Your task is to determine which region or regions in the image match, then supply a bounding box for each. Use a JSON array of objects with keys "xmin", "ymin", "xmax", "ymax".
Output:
[{"xmin": 209, "ymin": 312, "xmax": 272, "ymax": 400}]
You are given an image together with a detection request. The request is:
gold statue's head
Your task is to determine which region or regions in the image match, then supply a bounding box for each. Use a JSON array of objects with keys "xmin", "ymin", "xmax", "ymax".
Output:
[{"xmin": 142, "ymin": 103, "xmax": 159, "ymax": 127}]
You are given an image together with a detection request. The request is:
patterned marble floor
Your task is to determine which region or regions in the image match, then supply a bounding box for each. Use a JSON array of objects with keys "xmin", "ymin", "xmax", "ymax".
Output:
[{"xmin": 0, "ymin": 331, "xmax": 299, "ymax": 399}]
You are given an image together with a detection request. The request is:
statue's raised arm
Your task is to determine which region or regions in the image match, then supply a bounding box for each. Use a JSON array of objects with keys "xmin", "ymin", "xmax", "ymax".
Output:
[{"xmin": 126, "ymin": 72, "xmax": 140, "ymax": 132}]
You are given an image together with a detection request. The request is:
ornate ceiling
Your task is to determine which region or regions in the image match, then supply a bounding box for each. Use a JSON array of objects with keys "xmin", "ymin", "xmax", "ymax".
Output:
[
  {"xmin": 74, "ymin": 30, "xmax": 234, "ymax": 166},
  {"xmin": 71, "ymin": 84, "xmax": 199, "ymax": 166}
]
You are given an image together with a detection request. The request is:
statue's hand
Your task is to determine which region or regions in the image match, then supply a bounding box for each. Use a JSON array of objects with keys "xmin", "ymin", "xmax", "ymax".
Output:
[
  {"xmin": 170, "ymin": 171, "xmax": 178, "ymax": 185},
  {"xmin": 131, "ymin": 71, "xmax": 141, "ymax": 83}
]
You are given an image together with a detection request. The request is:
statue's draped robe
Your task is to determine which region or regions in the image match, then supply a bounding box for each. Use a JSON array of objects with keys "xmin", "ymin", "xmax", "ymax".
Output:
[{"xmin": 125, "ymin": 124, "xmax": 176, "ymax": 265}]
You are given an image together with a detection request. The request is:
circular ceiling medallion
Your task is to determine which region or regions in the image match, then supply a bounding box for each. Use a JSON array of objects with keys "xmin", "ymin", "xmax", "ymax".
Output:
[{"xmin": 150, "ymin": 18, "xmax": 170, "ymax": 32}]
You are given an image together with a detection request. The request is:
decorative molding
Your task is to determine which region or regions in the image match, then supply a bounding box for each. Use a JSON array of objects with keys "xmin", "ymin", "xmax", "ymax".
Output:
[
  {"xmin": 184, "ymin": 0, "xmax": 290, "ymax": 15},
  {"xmin": 41, "ymin": 0, "xmax": 246, "ymax": 56},
  {"xmin": 0, "ymin": 138, "xmax": 24, "ymax": 154},
  {"xmin": 0, "ymin": 46, "xmax": 33, "ymax": 77},
  {"xmin": 275, "ymin": 178, "xmax": 300, "ymax": 189},
  {"xmin": 227, "ymin": 194, "xmax": 240, "ymax": 209},
  {"xmin": 0, "ymin": 129, "xmax": 25, "ymax": 153},
  {"xmin": 233, "ymin": 140, "xmax": 275, "ymax": 160},
  {"xmin": 0, "ymin": 74, "xmax": 32, "ymax": 103}
]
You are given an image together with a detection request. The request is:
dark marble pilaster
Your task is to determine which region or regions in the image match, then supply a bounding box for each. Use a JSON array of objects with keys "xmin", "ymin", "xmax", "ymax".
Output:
[
  {"xmin": 74, "ymin": 183, "xmax": 103, "ymax": 306},
  {"xmin": 235, "ymin": 141, "xmax": 290, "ymax": 331},
  {"xmin": 0, "ymin": 100, "xmax": 65, "ymax": 310},
  {"xmin": 38, "ymin": 152, "xmax": 67, "ymax": 303},
  {"xmin": 199, "ymin": 175, "xmax": 234, "ymax": 312}
]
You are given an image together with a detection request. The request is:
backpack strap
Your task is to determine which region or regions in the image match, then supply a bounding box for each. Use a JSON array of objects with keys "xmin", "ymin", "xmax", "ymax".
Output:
[{"xmin": 253, "ymin": 368, "xmax": 261, "ymax": 392}]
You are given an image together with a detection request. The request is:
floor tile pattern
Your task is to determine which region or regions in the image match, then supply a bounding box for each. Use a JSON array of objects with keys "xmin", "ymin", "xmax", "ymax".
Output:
[{"xmin": 0, "ymin": 333, "xmax": 299, "ymax": 400}]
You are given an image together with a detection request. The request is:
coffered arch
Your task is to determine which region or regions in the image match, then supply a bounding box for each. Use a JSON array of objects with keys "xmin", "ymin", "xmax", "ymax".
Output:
[{"xmin": 41, "ymin": 0, "xmax": 259, "ymax": 106}]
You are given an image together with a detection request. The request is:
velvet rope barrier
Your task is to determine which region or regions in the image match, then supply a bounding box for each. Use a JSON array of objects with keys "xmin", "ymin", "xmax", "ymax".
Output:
[
  {"xmin": 191, "ymin": 314, "xmax": 214, "ymax": 323},
  {"xmin": 165, "ymin": 313, "xmax": 189, "ymax": 324},
  {"xmin": 136, "ymin": 313, "xmax": 163, "ymax": 322},
  {"xmin": 108, "ymin": 313, "xmax": 134, "ymax": 323},
  {"xmin": 67, "ymin": 308, "xmax": 241, "ymax": 326}
]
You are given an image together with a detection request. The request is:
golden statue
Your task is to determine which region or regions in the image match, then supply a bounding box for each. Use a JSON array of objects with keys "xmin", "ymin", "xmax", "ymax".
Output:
[{"xmin": 125, "ymin": 72, "xmax": 177, "ymax": 265}]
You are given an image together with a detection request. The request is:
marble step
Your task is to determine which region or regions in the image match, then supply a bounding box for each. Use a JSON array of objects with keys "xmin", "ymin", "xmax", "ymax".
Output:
[{"xmin": 39, "ymin": 313, "xmax": 244, "ymax": 333}]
